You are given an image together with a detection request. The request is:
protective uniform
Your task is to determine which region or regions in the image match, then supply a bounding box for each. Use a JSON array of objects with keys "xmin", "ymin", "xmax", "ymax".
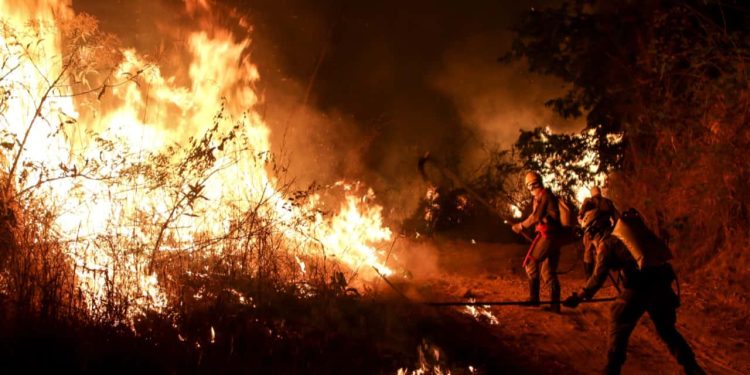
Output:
[
  {"xmin": 582, "ymin": 231, "xmax": 596, "ymax": 277},
  {"xmin": 579, "ymin": 192, "xmax": 619, "ymax": 278},
  {"xmin": 579, "ymin": 195, "xmax": 619, "ymax": 223},
  {"xmin": 519, "ymin": 185, "xmax": 562, "ymax": 312},
  {"xmin": 564, "ymin": 233, "xmax": 705, "ymax": 375}
]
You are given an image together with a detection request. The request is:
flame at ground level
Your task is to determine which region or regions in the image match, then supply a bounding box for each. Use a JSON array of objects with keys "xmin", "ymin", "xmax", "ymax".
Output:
[{"xmin": 0, "ymin": 0, "xmax": 393, "ymax": 322}]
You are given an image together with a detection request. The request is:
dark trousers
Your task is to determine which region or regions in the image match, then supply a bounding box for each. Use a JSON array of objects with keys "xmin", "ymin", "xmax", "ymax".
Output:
[
  {"xmin": 607, "ymin": 284, "xmax": 700, "ymax": 373},
  {"xmin": 524, "ymin": 235, "xmax": 561, "ymax": 301},
  {"xmin": 583, "ymin": 233, "xmax": 596, "ymax": 278}
]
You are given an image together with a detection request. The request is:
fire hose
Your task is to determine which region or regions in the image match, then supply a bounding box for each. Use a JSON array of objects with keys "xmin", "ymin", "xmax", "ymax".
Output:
[
  {"xmin": 416, "ymin": 153, "xmax": 619, "ymax": 283},
  {"xmin": 425, "ymin": 297, "xmax": 616, "ymax": 307},
  {"xmin": 412, "ymin": 153, "xmax": 621, "ymax": 300},
  {"xmin": 373, "ymin": 267, "xmax": 617, "ymax": 309}
]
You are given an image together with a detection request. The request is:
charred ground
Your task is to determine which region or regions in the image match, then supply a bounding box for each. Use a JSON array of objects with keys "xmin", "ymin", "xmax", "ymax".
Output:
[
  {"xmin": 0, "ymin": 239, "xmax": 747, "ymax": 374},
  {"xmin": 0, "ymin": 0, "xmax": 749, "ymax": 374}
]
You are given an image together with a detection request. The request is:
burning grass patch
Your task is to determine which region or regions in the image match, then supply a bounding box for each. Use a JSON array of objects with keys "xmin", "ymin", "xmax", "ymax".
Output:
[{"xmin": 0, "ymin": 270, "xmax": 535, "ymax": 374}]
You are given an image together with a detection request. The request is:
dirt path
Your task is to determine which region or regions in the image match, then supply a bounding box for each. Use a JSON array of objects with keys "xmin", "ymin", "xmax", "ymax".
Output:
[{"xmin": 391, "ymin": 238, "xmax": 750, "ymax": 374}]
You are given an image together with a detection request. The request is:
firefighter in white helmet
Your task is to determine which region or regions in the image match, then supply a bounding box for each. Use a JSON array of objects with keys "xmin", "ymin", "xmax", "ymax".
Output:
[
  {"xmin": 512, "ymin": 171, "xmax": 562, "ymax": 313},
  {"xmin": 578, "ymin": 186, "xmax": 619, "ymax": 277}
]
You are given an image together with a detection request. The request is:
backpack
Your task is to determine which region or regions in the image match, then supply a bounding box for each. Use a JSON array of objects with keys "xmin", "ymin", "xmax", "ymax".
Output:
[
  {"xmin": 558, "ymin": 198, "xmax": 573, "ymax": 228},
  {"xmin": 611, "ymin": 208, "xmax": 673, "ymax": 269}
]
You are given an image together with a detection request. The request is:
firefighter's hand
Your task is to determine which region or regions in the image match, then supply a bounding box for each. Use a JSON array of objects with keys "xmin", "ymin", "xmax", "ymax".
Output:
[
  {"xmin": 563, "ymin": 293, "xmax": 582, "ymax": 308},
  {"xmin": 512, "ymin": 223, "xmax": 523, "ymax": 234}
]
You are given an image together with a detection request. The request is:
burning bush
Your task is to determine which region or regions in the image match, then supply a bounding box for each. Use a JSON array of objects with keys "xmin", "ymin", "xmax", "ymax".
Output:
[
  {"xmin": 0, "ymin": 1, "xmax": 398, "ymax": 327},
  {"xmin": 0, "ymin": 2, "xmax": 454, "ymax": 372}
]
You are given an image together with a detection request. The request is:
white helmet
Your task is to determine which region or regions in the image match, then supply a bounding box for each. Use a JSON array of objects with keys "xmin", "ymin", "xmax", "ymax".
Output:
[{"xmin": 524, "ymin": 171, "xmax": 542, "ymax": 190}]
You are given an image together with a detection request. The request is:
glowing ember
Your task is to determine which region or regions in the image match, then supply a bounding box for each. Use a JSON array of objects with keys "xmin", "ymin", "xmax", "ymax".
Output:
[
  {"xmin": 509, "ymin": 204, "xmax": 522, "ymax": 218},
  {"xmin": 397, "ymin": 340, "xmax": 453, "ymax": 375},
  {"xmin": 463, "ymin": 299, "xmax": 499, "ymax": 325},
  {"xmin": 530, "ymin": 127, "xmax": 608, "ymax": 203},
  {"xmin": 423, "ymin": 186, "xmax": 439, "ymax": 222},
  {"xmin": 575, "ymin": 185, "xmax": 592, "ymax": 204}
]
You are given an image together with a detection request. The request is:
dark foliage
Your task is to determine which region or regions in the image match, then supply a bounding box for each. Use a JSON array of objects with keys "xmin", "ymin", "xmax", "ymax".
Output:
[{"xmin": 505, "ymin": 0, "xmax": 750, "ymax": 300}]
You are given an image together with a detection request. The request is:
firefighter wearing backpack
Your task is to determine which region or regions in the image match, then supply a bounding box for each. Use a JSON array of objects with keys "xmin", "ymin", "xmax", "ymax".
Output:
[
  {"xmin": 578, "ymin": 186, "xmax": 619, "ymax": 278},
  {"xmin": 563, "ymin": 209, "xmax": 705, "ymax": 375},
  {"xmin": 512, "ymin": 171, "xmax": 562, "ymax": 313}
]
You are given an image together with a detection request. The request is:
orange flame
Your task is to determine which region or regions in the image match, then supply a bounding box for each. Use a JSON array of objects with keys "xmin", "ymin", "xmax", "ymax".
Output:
[{"xmin": 1, "ymin": 0, "xmax": 393, "ymax": 321}]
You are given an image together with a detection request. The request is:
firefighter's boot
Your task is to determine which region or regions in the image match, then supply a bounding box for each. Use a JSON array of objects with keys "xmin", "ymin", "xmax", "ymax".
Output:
[
  {"xmin": 526, "ymin": 278, "xmax": 540, "ymax": 306},
  {"xmin": 605, "ymin": 351, "xmax": 625, "ymax": 375},
  {"xmin": 546, "ymin": 281, "xmax": 561, "ymax": 313},
  {"xmin": 603, "ymin": 363, "xmax": 621, "ymax": 375},
  {"xmin": 542, "ymin": 280, "xmax": 561, "ymax": 313},
  {"xmin": 683, "ymin": 362, "xmax": 706, "ymax": 375}
]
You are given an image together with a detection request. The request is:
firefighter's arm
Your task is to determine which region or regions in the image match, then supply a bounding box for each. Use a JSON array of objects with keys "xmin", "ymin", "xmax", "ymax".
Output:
[
  {"xmin": 515, "ymin": 211, "xmax": 535, "ymax": 232},
  {"xmin": 520, "ymin": 192, "xmax": 546, "ymax": 229},
  {"xmin": 578, "ymin": 198, "xmax": 593, "ymax": 220},
  {"xmin": 565, "ymin": 248, "xmax": 610, "ymax": 308},
  {"xmin": 513, "ymin": 211, "xmax": 537, "ymax": 233}
]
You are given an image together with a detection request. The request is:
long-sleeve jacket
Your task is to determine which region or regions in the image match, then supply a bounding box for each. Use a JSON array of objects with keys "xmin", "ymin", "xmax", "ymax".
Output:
[
  {"xmin": 581, "ymin": 236, "xmax": 635, "ymax": 298},
  {"xmin": 581, "ymin": 235, "xmax": 675, "ymax": 299},
  {"xmin": 578, "ymin": 195, "xmax": 619, "ymax": 221},
  {"xmin": 520, "ymin": 188, "xmax": 560, "ymax": 232}
]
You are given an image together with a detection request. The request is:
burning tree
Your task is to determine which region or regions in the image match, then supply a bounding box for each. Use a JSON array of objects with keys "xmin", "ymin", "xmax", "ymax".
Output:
[
  {"xmin": 512, "ymin": 126, "xmax": 621, "ymax": 203},
  {"xmin": 462, "ymin": 127, "xmax": 613, "ymax": 232}
]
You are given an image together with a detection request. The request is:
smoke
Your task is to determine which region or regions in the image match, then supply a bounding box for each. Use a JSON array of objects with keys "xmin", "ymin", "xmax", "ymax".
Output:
[
  {"xmin": 69, "ymin": 1, "xmax": 344, "ymax": 169},
  {"xmin": 71, "ymin": 0, "xmax": 579, "ymax": 225},
  {"xmin": 432, "ymin": 33, "xmax": 583, "ymax": 172}
]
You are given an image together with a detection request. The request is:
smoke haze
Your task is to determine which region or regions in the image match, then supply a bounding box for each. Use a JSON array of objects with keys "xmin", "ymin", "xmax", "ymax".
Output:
[{"xmin": 72, "ymin": 0, "xmax": 580, "ymax": 222}]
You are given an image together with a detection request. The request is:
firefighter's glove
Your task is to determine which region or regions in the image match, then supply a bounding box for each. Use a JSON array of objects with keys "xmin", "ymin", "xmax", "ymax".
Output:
[
  {"xmin": 563, "ymin": 292, "xmax": 582, "ymax": 308},
  {"xmin": 512, "ymin": 223, "xmax": 523, "ymax": 234}
]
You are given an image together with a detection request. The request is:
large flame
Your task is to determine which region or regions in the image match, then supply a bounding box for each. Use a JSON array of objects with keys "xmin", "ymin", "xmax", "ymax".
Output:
[{"xmin": 1, "ymin": 0, "xmax": 393, "ymax": 320}]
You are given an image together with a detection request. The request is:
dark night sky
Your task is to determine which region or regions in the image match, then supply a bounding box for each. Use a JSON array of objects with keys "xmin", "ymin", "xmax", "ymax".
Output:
[{"xmin": 73, "ymin": 0, "xmax": 579, "ymax": 219}]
